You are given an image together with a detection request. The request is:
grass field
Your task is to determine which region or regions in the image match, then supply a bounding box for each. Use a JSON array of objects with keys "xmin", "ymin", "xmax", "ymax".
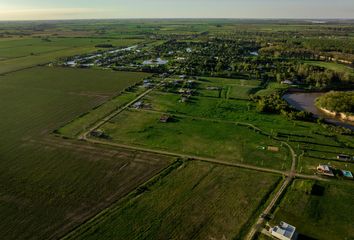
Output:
[
  {"xmin": 0, "ymin": 37, "xmax": 142, "ymax": 60},
  {"xmin": 73, "ymin": 78, "xmax": 353, "ymax": 174},
  {"xmin": 304, "ymin": 61, "xmax": 354, "ymax": 78},
  {"xmin": 196, "ymin": 77, "xmax": 261, "ymax": 100},
  {"xmin": 271, "ymin": 180, "xmax": 354, "ymax": 240},
  {"xmin": 95, "ymin": 107, "xmax": 290, "ymax": 170},
  {"xmin": 0, "ymin": 66, "xmax": 171, "ymax": 240},
  {"xmin": 0, "ymin": 37, "xmax": 142, "ymax": 74},
  {"xmin": 64, "ymin": 161, "xmax": 281, "ymax": 240}
]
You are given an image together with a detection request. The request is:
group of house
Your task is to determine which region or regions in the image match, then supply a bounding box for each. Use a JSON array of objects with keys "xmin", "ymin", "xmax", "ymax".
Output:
[
  {"xmin": 176, "ymin": 78, "xmax": 196, "ymax": 103},
  {"xmin": 317, "ymin": 164, "xmax": 353, "ymax": 179},
  {"xmin": 316, "ymin": 154, "xmax": 353, "ymax": 179}
]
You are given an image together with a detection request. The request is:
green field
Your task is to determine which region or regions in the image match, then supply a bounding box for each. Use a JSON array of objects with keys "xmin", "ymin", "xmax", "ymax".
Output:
[
  {"xmin": 271, "ymin": 180, "xmax": 354, "ymax": 240},
  {"xmin": 304, "ymin": 61, "xmax": 354, "ymax": 78},
  {"xmin": 98, "ymin": 109, "xmax": 290, "ymax": 170},
  {"xmin": 0, "ymin": 37, "xmax": 142, "ymax": 74},
  {"xmin": 0, "ymin": 67, "xmax": 170, "ymax": 240},
  {"xmin": 64, "ymin": 161, "xmax": 281, "ymax": 240}
]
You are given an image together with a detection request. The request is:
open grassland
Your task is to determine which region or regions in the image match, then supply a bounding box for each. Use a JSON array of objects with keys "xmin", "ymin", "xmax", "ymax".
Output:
[
  {"xmin": 64, "ymin": 161, "xmax": 281, "ymax": 240},
  {"xmin": 97, "ymin": 109, "xmax": 290, "ymax": 170},
  {"xmin": 145, "ymin": 90, "xmax": 354, "ymax": 174},
  {"xmin": 0, "ymin": 37, "xmax": 142, "ymax": 60},
  {"xmin": 196, "ymin": 77, "xmax": 261, "ymax": 100},
  {"xmin": 304, "ymin": 60, "xmax": 354, "ymax": 77},
  {"xmin": 254, "ymin": 82, "xmax": 288, "ymax": 96},
  {"xmin": 0, "ymin": 37, "xmax": 142, "ymax": 74},
  {"xmin": 0, "ymin": 67, "xmax": 170, "ymax": 240},
  {"xmin": 273, "ymin": 123, "xmax": 354, "ymax": 175},
  {"xmin": 271, "ymin": 180, "xmax": 354, "ymax": 240}
]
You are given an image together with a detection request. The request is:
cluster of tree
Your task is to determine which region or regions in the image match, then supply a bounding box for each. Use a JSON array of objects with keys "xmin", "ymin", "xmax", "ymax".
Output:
[
  {"xmin": 315, "ymin": 91, "xmax": 354, "ymax": 114},
  {"xmin": 259, "ymin": 45, "xmax": 314, "ymax": 59},
  {"xmin": 296, "ymin": 64, "xmax": 351, "ymax": 88},
  {"xmin": 252, "ymin": 94, "xmax": 313, "ymax": 121},
  {"xmin": 95, "ymin": 44, "xmax": 114, "ymax": 48},
  {"xmin": 302, "ymin": 38, "xmax": 354, "ymax": 55}
]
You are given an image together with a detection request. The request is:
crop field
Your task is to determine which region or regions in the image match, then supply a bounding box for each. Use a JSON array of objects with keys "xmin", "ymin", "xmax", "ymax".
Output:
[
  {"xmin": 271, "ymin": 180, "xmax": 354, "ymax": 240},
  {"xmin": 64, "ymin": 161, "xmax": 281, "ymax": 240},
  {"xmin": 0, "ymin": 66, "xmax": 171, "ymax": 240}
]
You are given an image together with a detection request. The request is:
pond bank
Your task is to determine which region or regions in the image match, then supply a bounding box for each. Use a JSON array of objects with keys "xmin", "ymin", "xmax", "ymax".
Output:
[{"xmin": 282, "ymin": 91, "xmax": 354, "ymax": 130}]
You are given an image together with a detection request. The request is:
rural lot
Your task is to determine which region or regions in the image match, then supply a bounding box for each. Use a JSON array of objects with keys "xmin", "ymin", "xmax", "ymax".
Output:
[{"xmin": 0, "ymin": 19, "xmax": 353, "ymax": 240}]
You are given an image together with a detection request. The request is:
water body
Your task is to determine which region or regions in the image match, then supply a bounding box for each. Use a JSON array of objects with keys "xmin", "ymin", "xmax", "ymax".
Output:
[
  {"xmin": 142, "ymin": 58, "xmax": 168, "ymax": 65},
  {"xmin": 283, "ymin": 92, "xmax": 354, "ymax": 130}
]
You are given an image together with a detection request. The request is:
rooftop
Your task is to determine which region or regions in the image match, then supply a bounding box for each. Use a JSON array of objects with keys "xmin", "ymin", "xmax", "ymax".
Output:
[{"xmin": 271, "ymin": 221, "xmax": 296, "ymax": 239}]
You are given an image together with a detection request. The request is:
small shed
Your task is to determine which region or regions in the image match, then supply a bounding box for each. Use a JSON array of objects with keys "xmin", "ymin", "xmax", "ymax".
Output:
[
  {"xmin": 267, "ymin": 146, "xmax": 280, "ymax": 152},
  {"xmin": 337, "ymin": 154, "xmax": 351, "ymax": 161},
  {"xmin": 341, "ymin": 170, "xmax": 353, "ymax": 179},
  {"xmin": 159, "ymin": 115, "xmax": 171, "ymax": 123},
  {"xmin": 133, "ymin": 101, "xmax": 144, "ymax": 109},
  {"xmin": 281, "ymin": 80, "xmax": 293, "ymax": 85}
]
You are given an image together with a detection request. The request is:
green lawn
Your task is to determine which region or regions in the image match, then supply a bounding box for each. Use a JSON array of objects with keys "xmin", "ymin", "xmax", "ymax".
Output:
[
  {"xmin": 271, "ymin": 180, "xmax": 354, "ymax": 240},
  {"xmin": 304, "ymin": 60, "xmax": 354, "ymax": 77},
  {"xmin": 98, "ymin": 109, "xmax": 290, "ymax": 170},
  {"xmin": 64, "ymin": 161, "xmax": 281, "ymax": 240}
]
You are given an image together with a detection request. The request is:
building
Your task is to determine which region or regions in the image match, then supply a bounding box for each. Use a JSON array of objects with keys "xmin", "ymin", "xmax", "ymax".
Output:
[
  {"xmin": 270, "ymin": 222, "xmax": 297, "ymax": 240},
  {"xmin": 281, "ymin": 80, "xmax": 293, "ymax": 85},
  {"xmin": 341, "ymin": 170, "xmax": 353, "ymax": 179},
  {"xmin": 317, "ymin": 164, "xmax": 335, "ymax": 177},
  {"xmin": 337, "ymin": 154, "xmax": 352, "ymax": 161},
  {"xmin": 132, "ymin": 101, "xmax": 144, "ymax": 109},
  {"xmin": 159, "ymin": 115, "xmax": 171, "ymax": 123}
]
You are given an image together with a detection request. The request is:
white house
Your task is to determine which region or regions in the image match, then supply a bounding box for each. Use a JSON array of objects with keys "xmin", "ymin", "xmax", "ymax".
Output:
[{"xmin": 270, "ymin": 222, "xmax": 297, "ymax": 240}]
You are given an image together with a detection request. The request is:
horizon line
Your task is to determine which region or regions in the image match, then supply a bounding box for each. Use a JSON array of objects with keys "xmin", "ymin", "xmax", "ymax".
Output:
[{"xmin": 1, "ymin": 17, "xmax": 354, "ymax": 22}]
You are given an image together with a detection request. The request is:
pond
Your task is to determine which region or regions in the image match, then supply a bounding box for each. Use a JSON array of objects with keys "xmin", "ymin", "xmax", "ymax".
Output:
[
  {"xmin": 283, "ymin": 92, "xmax": 354, "ymax": 130},
  {"xmin": 142, "ymin": 58, "xmax": 168, "ymax": 65}
]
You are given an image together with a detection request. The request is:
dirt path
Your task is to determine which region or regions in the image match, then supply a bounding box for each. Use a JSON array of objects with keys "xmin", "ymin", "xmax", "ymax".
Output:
[{"xmin": 245, "ymin": 140, "xmax": 297, "ymax": 240}]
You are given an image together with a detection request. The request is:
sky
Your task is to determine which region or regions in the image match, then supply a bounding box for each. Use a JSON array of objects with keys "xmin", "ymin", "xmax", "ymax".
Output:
[{"xmin": 0, "ymin": 0, "xmax": 354, "ymax": 20}]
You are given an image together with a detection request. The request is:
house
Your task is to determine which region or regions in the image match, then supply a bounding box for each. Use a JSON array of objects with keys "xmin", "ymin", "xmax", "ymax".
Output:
[
  {"xmin": 341, "ymin": 170, "xmax": 353, "ymax": 179},
  {"xmin": 337, "ymin": 154, "xmax": 351, "ymax": 161},
  {"xmin": 159, "ymin": 115, "xmax": 171, "ymax": 123},
  {"xmin": 178, "ymin": 88, "xmax": 193, "ymax": 95},
  {"xmin": 132, "ymin": 101, "xmax": 144, "ymax": 109},
  {"xmin": 317, "ymin": 164, "xmax": 335, "ymax": 177},
  {"xmin": 90, "ymin": 130, "xmax": 109, "ymax": 139},
  {"xmin": 180, "ymin": 96, "xmax": 189, "ymax": 103},
  {"xmin": 281, "ymin": 80, "xmax": 293, "ymax": 85},
  {"xmin": 270, "ymin": 222, "xmax": 297, "ymax": 240}
]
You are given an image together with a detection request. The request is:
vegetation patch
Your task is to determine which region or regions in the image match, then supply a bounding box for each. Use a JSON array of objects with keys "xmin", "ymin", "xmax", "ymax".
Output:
[{"xmin": 64, "ymin": 161, "xmax": 281, "ymax": 240}]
